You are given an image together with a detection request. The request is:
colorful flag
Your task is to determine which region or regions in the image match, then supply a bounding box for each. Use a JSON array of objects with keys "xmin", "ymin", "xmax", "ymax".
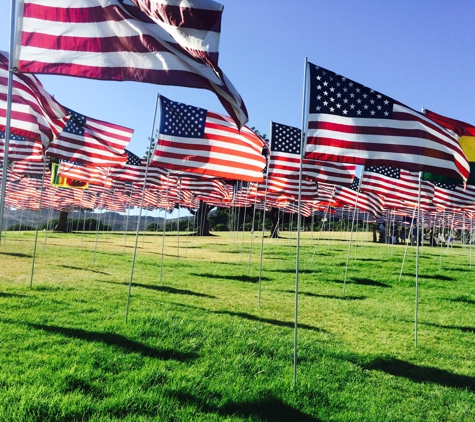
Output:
[
  {"xmin": 152, "ymin": 95, "xmax": 266, "ymax": 182},
  {"xmin": 16, "ymin": 0, "xmax": 248, "ymax": 128},
  {"xmin": 304, "ymin": 62, "xmax": 470, "ymax": 181},
  {"xmin": 269, "ymin": 121, "xmax": 356, "ymax": 186},
  {"xmin": 47, "ymin": 108, "xmax": 133, "ymax": 167},
  {"xmin": 423, "ymin": 109, "xmax": 475, "ymax": 185}
]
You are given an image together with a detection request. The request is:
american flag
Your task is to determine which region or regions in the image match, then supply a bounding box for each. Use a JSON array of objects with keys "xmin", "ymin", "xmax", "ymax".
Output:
[
  {"xmin": 152, "ymin": 96, "xmax": 266, "ymax": 182},
  {"xmin": 257, "ymin": 176, "xmax": 319, "ymax": 201},
  {"xmin": 432, "ymin": 182, "xmax": 475, "ymax": 210},
  {"xmin": 179, "ymin": 176, "xmax": 231, "ymax": 203},
  {"xmin": 0, "ymin": 132, "xmax": 43, "ymax": 162},
  {"xmin": 58, "ymin": 160, "xmax": 111, "ymax": 187},
  {"xmin": 47, "ymin": 108, "xmax": 133, "ymax": 167},
  {"xmin": 16, "ymin": 0, "xmax": 248, "ymax": 128},
  {"xmin": 109, "ymin": 149, "xmax": 170, "ymax": 187},
  {"xmin": 304, "ymin": 62, "xmax": 470, "ymax": 181},
  {"xmin": 333, "ymin": 176, "xmax": 384, "ymax": 218},
  {"xmin": 361, "ymin": 166, "xmax": 434, "ymax": 209},
  {"xmin": 269, "ymin": 122, "xmax": 356, "ymax": 186},
  {"xmin": 1, "ymin": 52, "xmax": 69, "ymax": 146}
]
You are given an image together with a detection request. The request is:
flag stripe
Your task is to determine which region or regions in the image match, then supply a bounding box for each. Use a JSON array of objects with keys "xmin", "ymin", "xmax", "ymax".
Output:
[{"xmin": 18, "ymin": 0, "xmax": 247, "ymax": 128}]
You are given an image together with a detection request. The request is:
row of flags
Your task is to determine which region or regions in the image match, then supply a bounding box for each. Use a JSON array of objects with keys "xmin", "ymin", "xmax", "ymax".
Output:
[
  {"xmin": 1, "ymin": 0, "xmax": 475, "ymax": 219},
  {"xmin": 2, "ymin": 155, "xmax": 475, "ymax": 220}
]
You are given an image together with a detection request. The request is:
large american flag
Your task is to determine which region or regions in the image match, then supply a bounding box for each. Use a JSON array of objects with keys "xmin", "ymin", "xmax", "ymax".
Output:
[
  {"xmin": 269, "ymin": 121, "xmax": 356, "ymax": 186},
  {"xmin": 16, "ymin": 0, "xmax": 248, "ymax": 128},
  {"xmin": 0, "ymin": 52, "xmax": 69, "ymax": 149},
  {"xmin": 304, "ymin": 62, "xmax": 470, "ymax": 181},
  {"xmin": 47, "ymin": 108, "xmax": 133, "ymax": 167},
  {"xmin": 152, "ymin": 96, "xmax": 266, "ymax": 182}
]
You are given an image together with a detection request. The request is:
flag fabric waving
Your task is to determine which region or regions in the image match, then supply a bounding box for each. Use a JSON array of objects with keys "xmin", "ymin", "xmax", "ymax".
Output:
[
  {"xmin": 16, "ymin": 0, "xmax": 248, "ymax": 128},
  {"xmin": 0, "ymin": 52, "xmax": 70, "ymax": 149},
  {"xmin": 269, "ymin": 121, "xmax": 356, "ymax": 186},
  {"xmin": 151, "ymin": 95, "xmax": 266, "ymax": 182},
  {"xmin": 360, "ymin": 166, "xmax": 434, "ymax": 208},
  {"xmin": 423, "ymin": 109, "xmax": 475, "ymax": 185},
  {"xmin": 47, "ymin": 108, "xmax": 133, "ymax": 167},
  {"xmin": 304, "ymin": 62, "xmax": 470, "ymax": 181}
]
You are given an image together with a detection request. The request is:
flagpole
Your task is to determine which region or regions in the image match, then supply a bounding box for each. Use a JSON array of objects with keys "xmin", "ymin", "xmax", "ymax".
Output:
[
  {"xmin": 159, "ymin": 171, "xmax": 171, "ymax": 283},
  {"xmin": 399, "ymin": 206, "xmax": 417, "ymax": 282},
  {"xmin": 125, "ymin": 93, "xmax": 160, "ymax": 323},
  {"xmin": 247, "ymin": 199, "xmax": 257, "ymax": 276},
  {"xmin": 0, "ymin": 0, "xmax": 19, "ymax": 245},
  {"xmin": 258, "ymin": 123, "xmax": 272, "ymax": 307},
  {"xmin": 30, "ymin": 158, "xmax": 48, "ymax": 288},
  {"xmin": 310, "ymin": 185, "xmax": 336, "ymax": 268},
  {"xmin": 343, "ymin": 169, "xmax": 364, "ymax": 295},
  {"xmin": 293, "ymin": 57, "xmax": 310, "ymax": 386},
  {"xmin": 414, "ymin": 171, "xmax": 423, "ymax": 348}
]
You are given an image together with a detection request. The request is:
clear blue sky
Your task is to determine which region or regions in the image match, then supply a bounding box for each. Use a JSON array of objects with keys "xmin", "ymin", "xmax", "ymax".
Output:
[{"xmin": 2, "ymin": 0, "xmax": 475, "ymax": 159}]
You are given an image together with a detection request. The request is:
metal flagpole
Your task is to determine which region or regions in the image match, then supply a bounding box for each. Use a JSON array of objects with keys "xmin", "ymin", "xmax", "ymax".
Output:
[
  {"xmin": 293, "ymin": 57, "xmax": 310, "ymax": 386},
  {"xmin": 343, "ymin": 169, "xmax": 364, "ymax": 295},
  {"xmin": 257, "ymin": 123, "xmax": 272, "ymax": 307},
  {"xmin": 176, "ymin": 177, "xmax": 182, "ymax": 262},
  {"xmin": 125, "ymin": 93, "xmax": 160, "ymax": 323},
  {"xmin": 159, "ymin": 170, "xmax": 171, "ymax": 282},
  {"xmin": 470, "ymin": 213, "xmax": 473, "ymax": 269},
  {"xmin": 414, "ymin": 172, "xmax": 423, "ymax": 348},
  {"xmin": 30, "ymin": 158, "xmax": 48, "ymax": 288},
  {"xmin": 399, "ymin": 206, "xmax": 417, "ymax": 283},
  {"xmin": 0, "ymin": 0, "xmax": 19, "ymax": 245},
  {"xmin": 310, "ymin": 185, "xmax": 336, "ymax": 268},
  {"xmin": 92, "ymin": 168, "xmax": 110, "ymax": 265},
  {"xmin": 247, "ymin": 200, "xmax": 258, "ymax": 275}
]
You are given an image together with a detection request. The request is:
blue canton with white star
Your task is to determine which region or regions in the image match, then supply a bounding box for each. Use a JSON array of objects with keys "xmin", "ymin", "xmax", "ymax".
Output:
[
  {"xmin": 125, "ymin": 149, "xmax": 142, "ymax": 166},
  {"xmin": 271, "ymin": 122, "xmax": 302, "ymax": 154},
  {"xmin": 159, "ymin": 96, "xmax": 206, "ymax": 138},
  {"xmin": 308, "ymin": 64, "xmax": 393, "ymax": 118},
  {"xmin": 63, "ymin": 108, "xmax": 87, "ymax": 135},
  {"xmin": 0, "ymin": 131, "xmax": 26, "ymax": 142},
  {"xmin": 365, "ymin": 166, "xmax": 400, "ymax": 179},
  {"xmin": 350, "ymin": 176, "xmax": 360, "ymax": 192}
]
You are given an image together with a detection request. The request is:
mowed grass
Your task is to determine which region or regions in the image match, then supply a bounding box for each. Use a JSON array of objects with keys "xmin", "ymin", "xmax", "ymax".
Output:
[{"xmin": 0, "ymin": 230, "xmax": 475, "ymax": 421}]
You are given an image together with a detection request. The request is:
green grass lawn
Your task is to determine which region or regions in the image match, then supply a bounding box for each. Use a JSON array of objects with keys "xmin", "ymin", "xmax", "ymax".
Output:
[{"xmin": 0, "ymin": 231, "xmax": 474, "ymax": 421}]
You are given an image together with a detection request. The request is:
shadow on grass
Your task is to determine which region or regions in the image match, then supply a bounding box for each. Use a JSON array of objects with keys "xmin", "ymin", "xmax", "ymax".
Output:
[
  {"xmin": 190, "ymin": 272, "xmax": 271, "ymax": 283},
  {"xmin": 0, "ymin": 252, "xmax": 32, "ymax": 258},
  {"xmin": 171, "ymin": 302, "xmax": 326, "ymax": 333},
  {"xmin": 171, "ymin": 391, "xmax": 321, "ymax": 422},
  {"xmin": 329, "ymin": 278, "xmax": 391, "ymax": 288},
  {"xmin": 98, "ymin": 280, "xmax": 216, "ymax": 299},
  {"xmin": 416, "ymin": 274, "xmax": 455, "ymax": 281},
  {"xmin": 0, "ymin": 292, "xmax": 28, "ymax": 298},
  {"xmin": 57, "ymin": 265, "xmax": 110, "ymax": 275},
  {"xmin": 267, "ymin": 269, "xmax": 321, "ymax": 274},
  {"xmin": 363, "ymin": 357, "xmax": 475, "ymax": 392},
  {"xmin": 446, "ymin": 297, "xmax": 475, "ymax": 305},
  {"xmin": 418, "ymin": 320, "xmax": 475, "ymax": 334},
  {"xmin": 27, "ymin": 323, "xmax": 197, "ymax": 362},
  {"xmin": 278, "ymin": 290, "xmax": 366, "ymax": 301}
]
